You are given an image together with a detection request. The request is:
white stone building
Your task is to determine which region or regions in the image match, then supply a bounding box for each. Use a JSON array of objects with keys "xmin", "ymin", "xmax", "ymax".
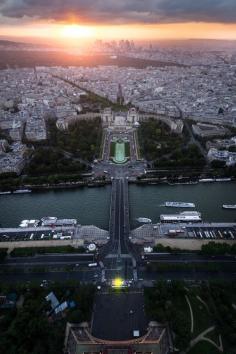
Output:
[
  {"xmin": 101, "ymin": 107, "xmax": 139, "ymax": 128},
  {"xmin": 207, "ymin": 148, "xmax": 236, "ymax": 166}
]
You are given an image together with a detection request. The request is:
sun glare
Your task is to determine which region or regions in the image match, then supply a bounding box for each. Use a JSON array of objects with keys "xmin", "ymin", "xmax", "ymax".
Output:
[{"xmin": 61, "ymin": 24, "xmax": 94, "ymax": 38}]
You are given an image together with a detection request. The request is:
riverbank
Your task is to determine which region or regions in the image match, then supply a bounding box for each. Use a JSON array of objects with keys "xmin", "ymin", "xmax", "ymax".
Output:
[
  {"xmin": 1, "ymin": 175, "xmax": 235, "ymax": 194},
  {"xmin": 1, "ymin": 181, "xmax": 236, "ymax": 229},
  {"xmin": 133, "ymin": 176, "xmax": 236, "ymax": 186},
  {"xmin": 0, "ymin": 236, "xmax": 235, "ymax": 252},
  {"xmin": 0, "ymin": 179, "xmax": 110, "ymax": 193}
]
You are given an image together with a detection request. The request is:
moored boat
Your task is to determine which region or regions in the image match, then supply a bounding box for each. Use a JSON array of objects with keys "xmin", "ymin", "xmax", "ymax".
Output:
[
  {"xmin": 215, "ymin": 178, "xmax": 231, "ymax": 182},
  {"xmin": 13, "ymin": 189, "xmax": 32, "ymax": 194},
  {"xmin": 199, "ymin": 178, "xmax": 214, "ymax": 183},
  {"xmin": 164, "ymin": 202, "xmax": 195, "ymax": 208},
  {"xmin": 160, "ymin": 211, "xmax": 202, "ymax": 223},
  {"xmin": 137, "ymin": 217, "xmax": 152, "ymax": 223},
  {"xmin": 222, "ymin": 205, "xmax": 236, "ymax": 209}
]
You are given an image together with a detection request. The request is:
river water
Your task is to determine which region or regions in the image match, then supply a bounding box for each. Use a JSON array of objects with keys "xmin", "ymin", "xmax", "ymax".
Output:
[
  {"xmin": 0, "ymin": 182, "xmax": 236, "ymax": 229},
  {"xmin": 129, "ymin": 182, "xmax": 236, "ymax": 228},
  {"xmin": 0, "ymin": 186, "xmax": 111, "ymax": 229}
]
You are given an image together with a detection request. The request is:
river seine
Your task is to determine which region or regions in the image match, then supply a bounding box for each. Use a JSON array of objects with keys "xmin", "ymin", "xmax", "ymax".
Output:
[{"xmin": 0, "ymin": 182, "xmax": 235, "ymax": 229}]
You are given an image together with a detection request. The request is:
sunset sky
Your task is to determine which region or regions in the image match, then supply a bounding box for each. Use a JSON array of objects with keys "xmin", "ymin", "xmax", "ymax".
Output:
[{"xmin": 0, "ymin": 0, "xmax": 236, "ymax": 44}]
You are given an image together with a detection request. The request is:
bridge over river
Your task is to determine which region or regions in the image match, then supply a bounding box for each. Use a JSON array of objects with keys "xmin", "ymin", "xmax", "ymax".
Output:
[{"xmin": 101, "ymin": 177, "xmax": 138, "ymax": 282}]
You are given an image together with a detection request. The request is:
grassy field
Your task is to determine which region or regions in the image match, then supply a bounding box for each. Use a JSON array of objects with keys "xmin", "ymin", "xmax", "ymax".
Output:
[
  {"xmin": 188, "ymin": 294, "xmax": 214, "ymax": 337},
  {"xmin": 188, "ymin": 341, "xmax": 221, "ymax": 354},
  {"xmin": 110, "ymin": 142, "xmax": 116, "ymax": 157},
  {"xmin": 206, "ymin": 328, "xmax": 221, "ymax": 347},
  {"xmin": 125, "ymin": 142, "xmax": 130, "ymax": 157},
  {"xmin": 144, "ymin": 282, "xmax": 191, "ymax": 350},
  {"xmin": 144, "ymin": 281, "xmax": 235, "ymax": 353}
]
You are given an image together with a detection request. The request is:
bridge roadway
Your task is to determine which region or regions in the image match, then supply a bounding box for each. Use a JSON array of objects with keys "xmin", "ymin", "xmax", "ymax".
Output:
[
  {"xmin": 109, "ymin": 177, "xmax": 130, "ymax": 256},
  {"xmin": 99, "ymin": 177, "xmax": 138, "ymax": 280}
]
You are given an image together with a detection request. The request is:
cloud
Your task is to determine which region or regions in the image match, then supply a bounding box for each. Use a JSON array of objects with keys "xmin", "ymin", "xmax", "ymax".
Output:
[{"xmin": 0, "ymin": 0, "xmax": 236, "ymax": 24}]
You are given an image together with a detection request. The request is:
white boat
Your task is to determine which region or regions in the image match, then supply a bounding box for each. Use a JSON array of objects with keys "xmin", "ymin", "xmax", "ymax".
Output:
[
  {"xmin": 164, "ymin": 202, "xmax": 195, "ymax": 208},
  {"xmin": 13, "ymin": 189, "xmax": 32, "ymax": 194},
  {"xmin": 168, "ymin": 181, "xmax": 198, "ymax": 186},
  {"xmin": 199, "ymin": 178, "xmax": 214, "ymax": 183},
  {"xmin": 0, "ymin": 191, "xmax": 11, "ymax": 195},
  {"xmin": 181, "ymin": 211, "xmax": 201, "ymax": 216},
  {"xmin": 137, "ymin": 217, "xmax": 152, "ymax": 224},
  {"xmin": 41, "ymin": 216, "xmax": 57, "ymax": 221},
  {"xmin": 160, "ymin": 211, "xmax": 202, "ymax": 223},
  {"xmin": 222, "ymin": 205, "xmax": 236, "ymax": 209},
  {"xmin": 19, "ymin": 219, "xmax": 40, "ymax": 227},
  {"xmin": 215, "ymin": 178, "xmax": 231, "ymax": 182},
  {"xmin": 41, "ymin": 217, "xmax": 57, "ymax": 226}
]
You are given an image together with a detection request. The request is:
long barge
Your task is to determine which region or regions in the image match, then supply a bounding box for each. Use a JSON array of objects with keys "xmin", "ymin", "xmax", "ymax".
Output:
[{"xmin": 164, "ymin": 202, "xmax": 195, "ymax": 208}]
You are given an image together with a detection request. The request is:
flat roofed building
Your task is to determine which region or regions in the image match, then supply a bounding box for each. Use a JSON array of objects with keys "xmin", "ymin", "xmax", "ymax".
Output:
[
  {"xmin": 160, "ymin": 211, "xmax": 202, "ymax": 223},
  {"xmin": 192, "ymin": 123, "xmax": 229, "ymax": 138},
  {"xmin": 101, "ymin": 108, "xmax": 139, "ymax": 129},
  {"xmin": 207, "ymin": 148, "xmax": 236, "ymax": 166}
]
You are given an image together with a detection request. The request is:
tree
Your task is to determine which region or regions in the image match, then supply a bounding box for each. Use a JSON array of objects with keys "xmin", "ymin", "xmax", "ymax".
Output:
[{"xmin": 211, "ymin": 160, "xmax": 226, "ymax": 168}]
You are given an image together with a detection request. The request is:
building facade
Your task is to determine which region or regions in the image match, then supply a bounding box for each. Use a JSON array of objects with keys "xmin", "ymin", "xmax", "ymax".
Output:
[
  {"xmin": 101, "ymin": 107, "xmax": 139, "ymax": 129},
  {"xmin": 64, "ymin": 321, "xmax": 170, "ymax": 354}
]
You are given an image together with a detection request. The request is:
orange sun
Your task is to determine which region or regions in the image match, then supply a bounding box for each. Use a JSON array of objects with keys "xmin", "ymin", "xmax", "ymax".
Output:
[{"xmin": 61, "ymin": 24, "xmax": 95, "ymax": 38}]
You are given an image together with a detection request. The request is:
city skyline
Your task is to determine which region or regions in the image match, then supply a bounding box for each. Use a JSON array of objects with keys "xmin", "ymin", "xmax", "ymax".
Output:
[
  {"xmin": 0, "ymin": 2, "xmax": 236, "ymax": 354},
  {"xmin": 0, "ymin": 0, "xmax": 236, "ymax": 45}
]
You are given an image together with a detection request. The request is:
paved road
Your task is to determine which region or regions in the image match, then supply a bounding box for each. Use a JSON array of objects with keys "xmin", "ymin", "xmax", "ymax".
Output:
[
  {"xmin": 142, "ymin": 253, "xmax": 236, "ymax": 264},
  {"xmin": 99, "ymin": 177, "xmax": 138, "ymax": 281},
  {"xmin": 0, "ymin": 270, "xmax": 99, "ymax": 284},
  {"xmin": 184, "ymin": 120, "xmax": 208, "ymax": 159},
  {"xmin": 2, "ymin": 253, "xmax": 236, "ymax": 272},
  {"xmin": 1, "ymin": 268, "xmax": 236, "ymax": 285},
  {"xmin": 139, "ymin": 270, "xmax": 236, "ymax": 283},
  {"xmin": 4, "ymin": 253, "xmax": 95, "ymax": 266},
  {"xmin": 104, "ymin": 178, "xmax": 130, "ymax": 257}
]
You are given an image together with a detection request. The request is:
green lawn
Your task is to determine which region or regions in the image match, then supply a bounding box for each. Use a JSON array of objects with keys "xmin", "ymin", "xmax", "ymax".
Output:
[
  {"xmin": 206, "ymin": 329, "xmax": 221, "ymax": 347},
  {"xmin": 189, "ymin": 294, "xmax": 214, "ymax": 338},
  {"xmin": 188, "ymin": 341, "xmax": 222, "ymax": 354},
  {"xmin": 110, "ymin": 142, "xmax": 116, "ymax": 157},
  {"xmin": 144, "ymin": 282, "xmax": 235, "ymax": 353},
  {"xmin": 125, "ymin": 142, "xmax": 130, "ymax": 157}
]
